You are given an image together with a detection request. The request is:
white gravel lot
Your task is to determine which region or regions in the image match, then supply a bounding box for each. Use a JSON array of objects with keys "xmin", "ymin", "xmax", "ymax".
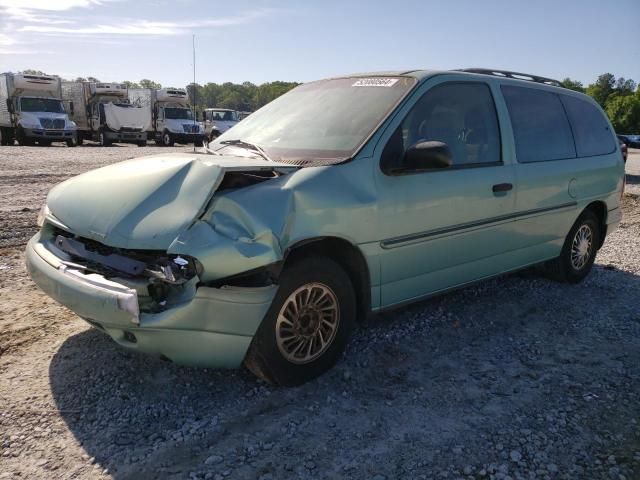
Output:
[{"xmin": 0, "ymin": 144, "xmax": 639, "ymax": 480}]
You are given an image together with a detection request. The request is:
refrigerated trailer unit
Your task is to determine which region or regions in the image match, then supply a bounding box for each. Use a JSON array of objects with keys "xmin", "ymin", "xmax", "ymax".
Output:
[
  {"xmin": 0, "ymin": 73, "xmax": 77, "ymax": 146},
  {"xmin": 62, "ymin": 82, "xmax": 148, "ymax": 146},
  {"xmin": 128, "ymin": 88, "xmax": 204, "ymax": 146}
]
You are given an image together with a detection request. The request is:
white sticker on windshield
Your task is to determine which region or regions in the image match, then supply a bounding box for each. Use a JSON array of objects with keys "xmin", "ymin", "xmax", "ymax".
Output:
[{"xmin": 352, "ymin": 78, "xmax": 399, "ymax": 87}]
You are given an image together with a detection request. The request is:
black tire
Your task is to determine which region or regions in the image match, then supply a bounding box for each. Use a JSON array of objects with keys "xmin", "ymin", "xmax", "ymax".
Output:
[
  {"xmin": 137, "ymin": 141, "xmax": 147, "ymax": 147},
  {"xmin": 194, "ymin": 139, "xmax": 203, "ymax": 147},
  {"xmin": 99, "ymin": 131, "xmax": 111, "ymax": 147},
  {"xmin": 244, "ymin": 258, "xmax": 356, "ymax": 386},
  {"xmin": 15, "ymin": 127, "xmax": 32, "ymax": 146},
  {"xmin": 0, "ymin": 128, "xmax": 6, "ymax": 146},
  {"xmin": 208, "ymin": 130, "xmax": 220, "ymax": 143},
  {"xmin": 162, "ymin": 131, "xmax": 174, "ymax": 147},
  {"xmin": 544, "ymin": 210, "xmax": 600, "ymax": 284},
  {"xmin": 66, "ymin": 135, "xmax": 78, "ymax": 147},
  {"xmin": 38, "ymin": 140, "xmax": 51, "ymax": 147}
]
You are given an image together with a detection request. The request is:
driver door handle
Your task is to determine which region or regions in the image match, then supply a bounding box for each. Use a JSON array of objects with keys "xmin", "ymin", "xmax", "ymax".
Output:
[{"xmin": 492, "ymin": 183, "xmax": 513, "ymax": 193}]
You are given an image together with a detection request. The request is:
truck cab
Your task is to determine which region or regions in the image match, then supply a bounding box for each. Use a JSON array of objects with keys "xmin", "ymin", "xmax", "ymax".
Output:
[
  {"xmin": 0, "ymin": 74, "xmax": 77, "ymax": 147},
  {"xmin": 203, "ymin": 108, "xmax": 238, "ymax": 142},
  {"xmin": 152, "ymin": 89, "xmax": 204, "ymax": 147}
]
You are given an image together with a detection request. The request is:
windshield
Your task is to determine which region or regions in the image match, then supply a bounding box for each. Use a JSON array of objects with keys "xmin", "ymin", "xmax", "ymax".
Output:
[
  {"xmin": 209, "ymin": 110, "xmax": 238, "ymax": 122},
  {"xmin": 20, "ymin": 97, "xmax": 65, "ymax": 113},
  {"xmin": 165, "ymin": 107, "xmax": 194, "ymax": 120},
  {"xmin": 210, "ymin": 76, "xmax": 416, "ymax": 165}
]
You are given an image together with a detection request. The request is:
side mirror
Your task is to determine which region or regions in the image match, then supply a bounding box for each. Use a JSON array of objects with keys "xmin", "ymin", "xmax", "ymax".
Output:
[
  {"xmin": 404, "ymin": 141, "xmax": 452, "ymax": 171},
  {"xmin": 69, "ymin": 101, "xmax": 74, "ymax": 115},
  {"xmin": 6, "ymin": 99, "xmax": 14, "ymax": 114}
]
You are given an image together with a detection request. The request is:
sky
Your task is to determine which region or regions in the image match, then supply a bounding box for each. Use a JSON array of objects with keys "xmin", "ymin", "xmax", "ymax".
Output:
[{"xmin": 0, "ymin": 0, "xmax": 639, "ymax": 88}]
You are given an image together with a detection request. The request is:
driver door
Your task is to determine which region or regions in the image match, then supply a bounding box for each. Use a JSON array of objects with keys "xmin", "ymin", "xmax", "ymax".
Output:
[{"xmin": 374, "ymin": 79, "xmax": 517, "ymax": 307}]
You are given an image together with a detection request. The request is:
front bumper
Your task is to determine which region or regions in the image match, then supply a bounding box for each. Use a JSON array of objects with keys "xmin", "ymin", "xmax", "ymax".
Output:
[
  {"xmin": 24, "ymin": 128, "xmax": 75, "ymax": 141},
  {"xmin": 105, "ymin": 131, "xmax": 146, "ymax": 143},
  {"xmin": 172, "ymin": 133, "xmax": 205, "ymax": 144},
  {"xmin": 25, "ymin": 233, "xmax": 277, "ymax": 368}
]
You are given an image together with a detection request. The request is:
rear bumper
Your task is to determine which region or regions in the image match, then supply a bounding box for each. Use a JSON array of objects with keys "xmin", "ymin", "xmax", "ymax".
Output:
[
  {"xmin": 24, "ymin": 128, "xmax": 75, "ymax": 141},
  {"xmin": 606, "ymin": 206, "xmax": 622, "ymax": 236},
  {"xmin": 25, "ymin": 233, "xmax": 277, "ymax": 368}
]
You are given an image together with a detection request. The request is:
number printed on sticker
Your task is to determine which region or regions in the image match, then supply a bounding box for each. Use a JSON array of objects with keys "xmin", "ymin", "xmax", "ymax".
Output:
[{"xmin": 352, "ymin": 78, "xmax": 399, "ymax": 87}]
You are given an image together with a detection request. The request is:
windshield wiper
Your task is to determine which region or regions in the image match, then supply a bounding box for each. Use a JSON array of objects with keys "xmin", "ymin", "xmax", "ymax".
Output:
[{"xmin": 219, "ymin": 139, "xmax": 273, "ymax": 162}]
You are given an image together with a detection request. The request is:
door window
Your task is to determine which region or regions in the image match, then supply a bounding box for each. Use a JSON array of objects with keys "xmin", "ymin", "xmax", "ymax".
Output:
[
  {"xmin": 501, "ymin": 85, "xmax": 576, "ymax": 163},
  {"xmin": 381, "ymin": 82, "xmax": 501, "ymax": 174},
  {"xmin": 559, "ymin": 95, "xmax": 615, "ymax": 157}
]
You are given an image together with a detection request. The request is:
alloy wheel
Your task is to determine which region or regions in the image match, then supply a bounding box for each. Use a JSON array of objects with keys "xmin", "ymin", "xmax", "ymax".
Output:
[{"xmin": 275, "ymin": 283, "xmax": 340, "ymax": 364}]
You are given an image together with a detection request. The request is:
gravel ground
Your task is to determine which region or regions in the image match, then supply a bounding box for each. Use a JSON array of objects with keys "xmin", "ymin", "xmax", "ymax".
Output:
[{"xmin": 1, "ymin": 145, "xmax": 639, "ymax": 480}]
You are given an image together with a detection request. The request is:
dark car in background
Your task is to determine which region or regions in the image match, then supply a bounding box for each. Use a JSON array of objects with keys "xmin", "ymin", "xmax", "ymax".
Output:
[
  {"xmin": 617, "ymin": 134, "xmax": 640, "ymax": 149},
  {"xmin": 620, "ymin": 139, "xmax": 627, "ymax": 162}
]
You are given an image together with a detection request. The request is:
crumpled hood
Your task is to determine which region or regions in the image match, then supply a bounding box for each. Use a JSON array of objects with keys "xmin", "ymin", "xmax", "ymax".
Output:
[{"xmin": 47, "ymin": 153, "xmax": 293, "ymax": 250}]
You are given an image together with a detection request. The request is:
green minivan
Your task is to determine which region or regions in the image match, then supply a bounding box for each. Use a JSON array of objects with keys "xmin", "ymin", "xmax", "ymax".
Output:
[{"xmin": 26, "ymin": 69, "xmax": 625, "ymax": 385}]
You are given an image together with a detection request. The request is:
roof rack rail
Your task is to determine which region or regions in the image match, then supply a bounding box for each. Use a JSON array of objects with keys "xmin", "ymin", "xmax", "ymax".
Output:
[{"xmin": 455, "ymin": 68, "xmax": 562, "ymax": 87}]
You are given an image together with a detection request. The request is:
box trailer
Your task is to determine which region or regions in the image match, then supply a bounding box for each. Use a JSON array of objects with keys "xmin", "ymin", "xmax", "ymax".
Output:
[
  {"xmin": 62, "ymin": 81, "xmax": 149, "ymax": 147},
  {"xmin": 129, "ymin": 88, "xmax": 204, "ymax": 146},
  {"xmin": 0, "ymin": 73, "xmax": 77, "ymax": 146}
]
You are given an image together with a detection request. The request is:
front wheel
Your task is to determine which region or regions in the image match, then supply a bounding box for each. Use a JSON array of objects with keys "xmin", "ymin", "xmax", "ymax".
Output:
[
  {"xmin": 137, "ymin": 141, "xmax": 146, "ymax": 147},
  {"xmin": 244, "ymin": 258, "xmax": 356, "ymax": 386},
  {"xmin": 162, "ymin": 131, "xmax": 174, "ymax": 147},
  {"xmin": 544, "ymin": 210, "xmax": 600, "ymax": 283},
  {"xmin": 66, "ymin": 135, "xmax": 78, "ymax": 147},
  {"xmin": 99, "ymin": 131, "xmax": 111, "ymax": 147}
]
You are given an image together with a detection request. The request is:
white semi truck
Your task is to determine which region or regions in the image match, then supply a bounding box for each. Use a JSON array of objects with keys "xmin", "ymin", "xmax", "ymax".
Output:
[
  {"xmin": 128, "ymin": 87, "xmax": 204, "ymax": 146},
  {"xmin": 0, "ymin": 73, "xmax": 77, "ymax": 147},
  {"xmin": 62, "ymin": 81, "xmax": 148, "ymax": 147}
]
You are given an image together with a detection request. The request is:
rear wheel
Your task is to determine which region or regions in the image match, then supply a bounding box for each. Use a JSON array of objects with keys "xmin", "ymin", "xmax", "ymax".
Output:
[
  {"xmin": 137, "ymin": 141, "xmax": 146, "ymax": 147},
  {"xmin": 545, "ymin": 210, "xmax": 600, "ymax": 283},
  {"xmin": 244, "ymin": 258, "xmax": 356, "ymax": 386}
]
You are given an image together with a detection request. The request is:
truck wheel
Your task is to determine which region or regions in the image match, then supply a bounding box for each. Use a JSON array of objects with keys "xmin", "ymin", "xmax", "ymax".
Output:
[
  {"xmin": 544, "ymin": 210, "xmax": 600, "ymax": 284},
  {"xmin": 15, "ymin": 127, "xmax": 32, "ymax": 146},
  {"xmin": 0, "ymin": 128, "xmax": 6, "ymax": 146},
  {"xmin": 99, "ymin": 131, "xmax": 111, "ymax": 147},
  {"xmin": 194, "ymin": 138, "xmax": 203, "ymax": 147},
  {"xmin": 77, "ymin": 135, "xmax": 83, "ymax": 146},
  {"xmin": 38, "ymin": 140, "xmax": 52, "ymax": 147},
  {"xmin": 137, "ymin": 141, "xmax": 147, "ymax": 147},
  {"xmin": 244, "ymin": 258, "xmax": 356, "ymax": 386},
  {"xmin": 66, "ymin": 135, "xmax": 78, "ymax": 147},
  {"xmin": 208, "ymin": 131, "xmax": 220, "ymax": 143},
  {"xmin": 162, "ymin": 131, "xmax": 174, "ymax": 147}
]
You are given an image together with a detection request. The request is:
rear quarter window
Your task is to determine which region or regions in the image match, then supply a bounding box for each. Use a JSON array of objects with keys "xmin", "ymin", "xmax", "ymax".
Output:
[
  {"xmin": 501, "ymin": 85, "xmax": 576, "ymax": 163},
  {"xmin": 560, "ymin": 95, "xmax": 615, "ymax": 157}
]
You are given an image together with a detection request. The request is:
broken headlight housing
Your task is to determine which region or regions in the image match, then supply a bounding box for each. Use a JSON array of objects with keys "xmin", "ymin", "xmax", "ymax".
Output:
[{"xmin": 37, "ymin": 204, "xmax": 50, "ymax": 228}]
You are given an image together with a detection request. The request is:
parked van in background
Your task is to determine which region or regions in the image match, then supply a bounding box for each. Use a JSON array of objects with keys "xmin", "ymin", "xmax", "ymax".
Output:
[
  {"xmin": 26, "ymin": 69, "xmax": 624, "ymax": 386},
  {"xmin": 0, "ymin": 73, "xmax": 77, "ymax": 147}
]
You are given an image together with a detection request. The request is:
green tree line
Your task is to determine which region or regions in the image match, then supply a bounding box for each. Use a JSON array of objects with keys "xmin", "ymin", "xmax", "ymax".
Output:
[{"xmin": 18, "ymin": 69, "xmax": 640, "ymax": 132}]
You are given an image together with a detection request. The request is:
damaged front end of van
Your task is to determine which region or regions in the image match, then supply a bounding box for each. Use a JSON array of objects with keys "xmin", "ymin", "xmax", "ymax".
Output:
[{"xmin": 26, "ymin": 153, "xmax": 300, "ymax": 368}]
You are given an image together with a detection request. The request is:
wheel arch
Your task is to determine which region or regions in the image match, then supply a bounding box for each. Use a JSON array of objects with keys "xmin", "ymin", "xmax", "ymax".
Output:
[
  {"xmin": 283, "ymin": 236, "xmax": 371, "ymax": 322},
  {"xmin": 583, "ymin": 200, "xmax": 607, "ymax": 249}
]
